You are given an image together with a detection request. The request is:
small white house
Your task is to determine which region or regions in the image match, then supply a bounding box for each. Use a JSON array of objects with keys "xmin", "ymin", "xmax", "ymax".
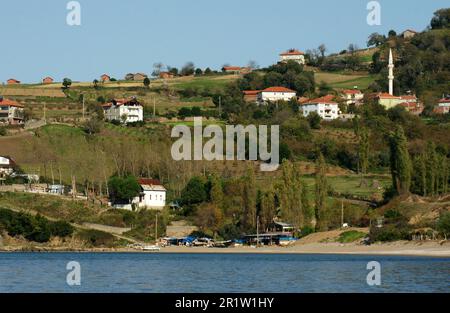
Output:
[
  {"xmin": 0, "ymin": 156, "xmax": 15, "ymax": 178},
  {"xmin": 341, "ymin": 89, "xmax": 364, "ymax": 106},
  {"xmin": 279, "ymin": 49, "xmax": 305, "ymax": 65},
  {"xmin": 132, "ymin": 178, "xmax": 166, "ymax": 210},
  {"xmin": 0, "ymin": 97, "xmax": 24, "ymax": 125},
  {"xmin": 257, "ymin": 87, "xmax": 297, "ymax": 105},
  {"xmin": 102, "ymin": 97, "xmax": 143, "ymax": 123},
  {"xmin": 301, "ymin": 96, "xmax": 341, "ymax": 120}
]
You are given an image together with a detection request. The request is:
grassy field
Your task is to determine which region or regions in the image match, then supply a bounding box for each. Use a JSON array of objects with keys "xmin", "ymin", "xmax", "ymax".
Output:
[{"xmin": 314, "ymin": 72, "xmax": 375, "ymax": 90}]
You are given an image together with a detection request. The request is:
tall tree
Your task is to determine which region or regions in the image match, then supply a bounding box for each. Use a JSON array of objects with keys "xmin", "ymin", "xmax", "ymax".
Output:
[
  {"xmin": 242, "ymin": 166, "xmax": 257, "ymax": 230},
  {"xmin": 358, "ymin": 127, "xmax": 370, "ymax": 175},
  {"xmin": 389, "ymin": 126, "xmax": 412, "ymax": 195},
  {"xmin": 314, "ymin": 153, "xmax": 328, "ymax": 231},
  {"xmin": 425, "ymin": 141, "xmax": 438, "ymax": 196}
]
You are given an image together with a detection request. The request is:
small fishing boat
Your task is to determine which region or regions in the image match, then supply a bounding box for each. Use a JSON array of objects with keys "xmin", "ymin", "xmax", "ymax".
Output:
[{"xmin": 142, "ymin": 245, "xmax": 161, "ymax": 251}]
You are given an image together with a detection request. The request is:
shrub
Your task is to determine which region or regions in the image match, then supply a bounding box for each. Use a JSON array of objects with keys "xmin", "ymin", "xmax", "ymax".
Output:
[
  {"xmin": 436, "ymin": 212, "xmax": 450, "ymax": 238},
  {"xmin": 0, "ymin": 127, "xmax": 6, "ymax": 136},
  {"xmin": 76, "ymin": 229, "xmax": 116, "ymax": 247},
  {"xmin": 337, "ymin": 230, "xmax": 366, "ymax": 243},
  {"xmin": 369, "ymin": 224, "xmax": 411, "ymax": 242}
]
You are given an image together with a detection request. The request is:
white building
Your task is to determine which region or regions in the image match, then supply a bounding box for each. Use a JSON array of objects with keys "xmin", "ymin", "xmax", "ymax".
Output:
[
  {"xmin": 341, "ymin": 89, "xmax": 364, "ymax": 106},
  {"xmin": 0, "ymin": 156, "xmax": 16, "ymax": 179},
  {"xmin": 257, "ymin": 87, "xmax": 297, "ymax": 105},
  {"xmin": 301, "ymin": 96, "xmax": 341, "ymax": 120},
  {"xmin": 0, "ymin": 97, "xmax": 24, "ymax": 125},
  {"xmin": 102, "ymin": 97, "xmax": 143, "ymax": 123},
  {"xmin": 132, "ymin": 178, "xmax": 166, "ymax": 210},
  {"xmin": 279, "ymin": 49, "xmax": 305, "ymax": 65}
]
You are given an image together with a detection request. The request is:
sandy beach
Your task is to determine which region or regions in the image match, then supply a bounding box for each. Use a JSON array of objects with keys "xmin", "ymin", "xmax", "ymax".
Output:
[{"xmin": 1, "ymin": 241, "xmax": 449, "ymax": 257}]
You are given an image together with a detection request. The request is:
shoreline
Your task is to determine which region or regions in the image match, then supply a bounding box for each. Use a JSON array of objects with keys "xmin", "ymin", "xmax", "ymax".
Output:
[{"xmin": 1, "ymin": 241, "xmax": 449, "ymax": 257}]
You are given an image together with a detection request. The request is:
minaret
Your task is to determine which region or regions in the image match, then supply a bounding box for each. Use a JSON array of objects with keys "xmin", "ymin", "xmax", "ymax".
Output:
[{"xmin": 388, "ymin": 48, "xmax": 394, "ymax": 95}]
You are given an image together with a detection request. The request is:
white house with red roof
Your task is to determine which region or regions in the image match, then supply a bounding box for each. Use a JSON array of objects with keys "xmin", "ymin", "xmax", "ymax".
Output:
[
  {"xmin": 434, "ymin": 96, "xmax": 450, "ymax": 114},
  {"xmin": 0, "ymin": 96, "xmax": 25, "ymax": 125},
  {"xmin": 132, "ymin": 178, "xmax": 166, "ymax": 210},
  {"xmin": 279, "ymin": 49, "xmax": 305, "ymax": 65},
  {"xmin": 102, "ymin": 97, "xmax": 143, "ymax": 123},
  {"xmin": 341, "ymin": 89, "xmax": 364, "ymax": 106},
  {"xmin": 257, "ymin": 87, "xmax": 297, "ymax": 105},
  {"xmin": 301, "ymin": 95, "xmax": 341, "ymax": 120},
  {"xmin": 377, "ymin": 93, "xmax": 423, "ymax": 113}
]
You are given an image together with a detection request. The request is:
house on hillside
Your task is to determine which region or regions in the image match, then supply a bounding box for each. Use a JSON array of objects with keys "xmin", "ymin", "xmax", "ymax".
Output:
[
  {"xmin": 42, "ymin": 77, "xmax": 54, "ymax": 84},
  {"xmin": 222, "ymin": 66, "xmax": 252, "ymax": 74},
  {"xmin": 133, "ymin": 73, "xmax": 148, "ymax": 81},
  {"xmin": 0, "ymin": 156, "xmax": 17, "ymax": 179},
  {"xmin": 375, "ymin": 93, "xmax": 419, "ymax": 110},
  {"xmin": 159, "ymin": 72, "xmax": 175, "ymax": 79},
  {"xmin": 398, "ymin": 101, "xmax": 424, "ymax": 115},
  {"xmin": 0, "ymin": 96, "xmax": 25, "ymax": 125},
  {"xmin": 243, "ymin": 90, "xmax": 261, "ymax": 103},
  {"xmin": 257, "ymin": 87, "xmax": 297, "ymax": 105},
  {"xmin": 341, "ymin": 89, "xmax": 364, "ymax": 106},
  {"xmin": 131, "ymin": 178, "xmax": 167, "ymax": 210},
  {"xmin": 100, "ymin": 74, "xmax": 111, "ymax": 82},
  {"xmin": 279, "ymin": 49, "xmax": 305, "ymax": 65},
  {"xmin": 102, "ymin": 97, "xmax": 143, "ymax": 124},
  {"xmin": 7, "ymin": 79, "xmax": 20, "ymax": 85},
  {"xmin": 401, "ymin": 29, "xmax": 418, "ymax": 39},
  {"xmin": 434, "ymin": 96, "xmax": 450, "ymax": 114},
  {"xmin": 301, "ymin": 95, "xmax": 341, "ymax": 120}
]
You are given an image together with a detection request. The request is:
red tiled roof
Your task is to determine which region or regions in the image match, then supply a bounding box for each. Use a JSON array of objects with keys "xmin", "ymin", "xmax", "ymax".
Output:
[
  {"xmin": 342, "ymin": 89, "xmax": 362, "ymax": 95},
  {"xmin": 7, "ymin": 79, "xmax": 20, "ymax": 84},
  {"xmin": 262, "ymin": 87, "xmax": 296, "ymax": 93},
  {"xmin": 138, "ymin": 178, "xmax": 162, "ymax": 186},
  {"xmin": 103, "ymin": 98, "xmax": 141, "ymax": 107},
  {"xmin": 280, "ymin": 49, "xmax": 304, "ymax": 56},
  {"xmin": 298, "ymin": 97, "xmax": 310, "ymax": 104},
  {"xmin": 305, "ymin": 95, "xmax": 338, "ymax": 105},
  {"xmin": 0, "ymin": 98, "xmax": 23, "ymax": 108},
  {"xmin": 222, "ymin": 66, "xmax": 242, "ymax": 71},
  {"xmin": 243, "ymin": 90, "xmax": 261, "ymax": 95},
  {"xmin": 377, "ymin": 93, "xmax": 401, "ymax": 99},
  {"xmin": 438, "ymin": 98, "xmax": 450, "ymax": 103},
  {"xmin": 400, "ymin": 95, "xmax": 417, "ymax": 101}
]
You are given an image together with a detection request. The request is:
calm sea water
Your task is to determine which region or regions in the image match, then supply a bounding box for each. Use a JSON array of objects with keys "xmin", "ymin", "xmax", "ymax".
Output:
[{"xmin": 0, "ymin": 253, "xmax": 448, "ymax": 293}]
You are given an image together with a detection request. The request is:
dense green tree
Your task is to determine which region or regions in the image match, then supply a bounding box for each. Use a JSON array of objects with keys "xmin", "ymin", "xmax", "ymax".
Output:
[
  {"xmin": 389, "ymin": 126, "xmax": 412, "ymax": 195},
  {"xmin": 181, "ymin": 176, "xmax": 208, "ymax": 206},
  {"xmin": 314, "ymin": 153, "xmax": 328, "ymax": 231},
  {"xmin": 108, "ymin": 175, "xmax": 141, "ymax": 204},
  {"xmin": 241, "ymin": 166, "xmax": 257, "ymax": 230}
]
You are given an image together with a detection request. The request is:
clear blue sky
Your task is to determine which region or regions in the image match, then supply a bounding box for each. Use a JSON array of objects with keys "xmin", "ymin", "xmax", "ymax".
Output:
[{"xmin": 0, "ymin": 0, "xmax": 447, "ymax": 83}]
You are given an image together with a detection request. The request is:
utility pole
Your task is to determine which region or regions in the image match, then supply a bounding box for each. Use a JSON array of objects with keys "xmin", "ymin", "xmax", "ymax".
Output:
[
  {"xmin": 153, "ymin": 97, "xmax": 156, "ymax": 118},
  {"xmin": 218, "ymin": 96, "xmax": 222, "ymax": 118},
  {"xmin": 256, "ymin": 215, "xmax": 259, "ymax": 248},
  {"xmin": 155, "ymin": 213, "xmax": 158, "ymax": 245},
  {"xmin": 43, "ymin": 103, "xmax": 47, "ymax": 123},
  {"xmin": 341, "ymin": 200, "xmax": 344, "ymax": 227}
]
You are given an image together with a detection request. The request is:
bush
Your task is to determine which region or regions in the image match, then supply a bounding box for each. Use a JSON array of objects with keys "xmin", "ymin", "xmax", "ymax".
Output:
[
  {"xmin": 0, "ymin": 209, "xmax": 74, "ymax": 243},
  {"xmin": 436, "ymin": 212, "xmax": 450, "ymax": 238},
  {"xmin": 0, "ymin": 127, "xmax": 6, "ymax": 136},
  {"xmin": 76, "ymin": 229, "xmax": 116, "ymax": 247},
  {"xmin": 337, "ymin": 230, "xmax": 366, "ymax": 243},
  {"xmin": 369, "ymin": 224, "xmax": 411, "ymax": 242}
]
